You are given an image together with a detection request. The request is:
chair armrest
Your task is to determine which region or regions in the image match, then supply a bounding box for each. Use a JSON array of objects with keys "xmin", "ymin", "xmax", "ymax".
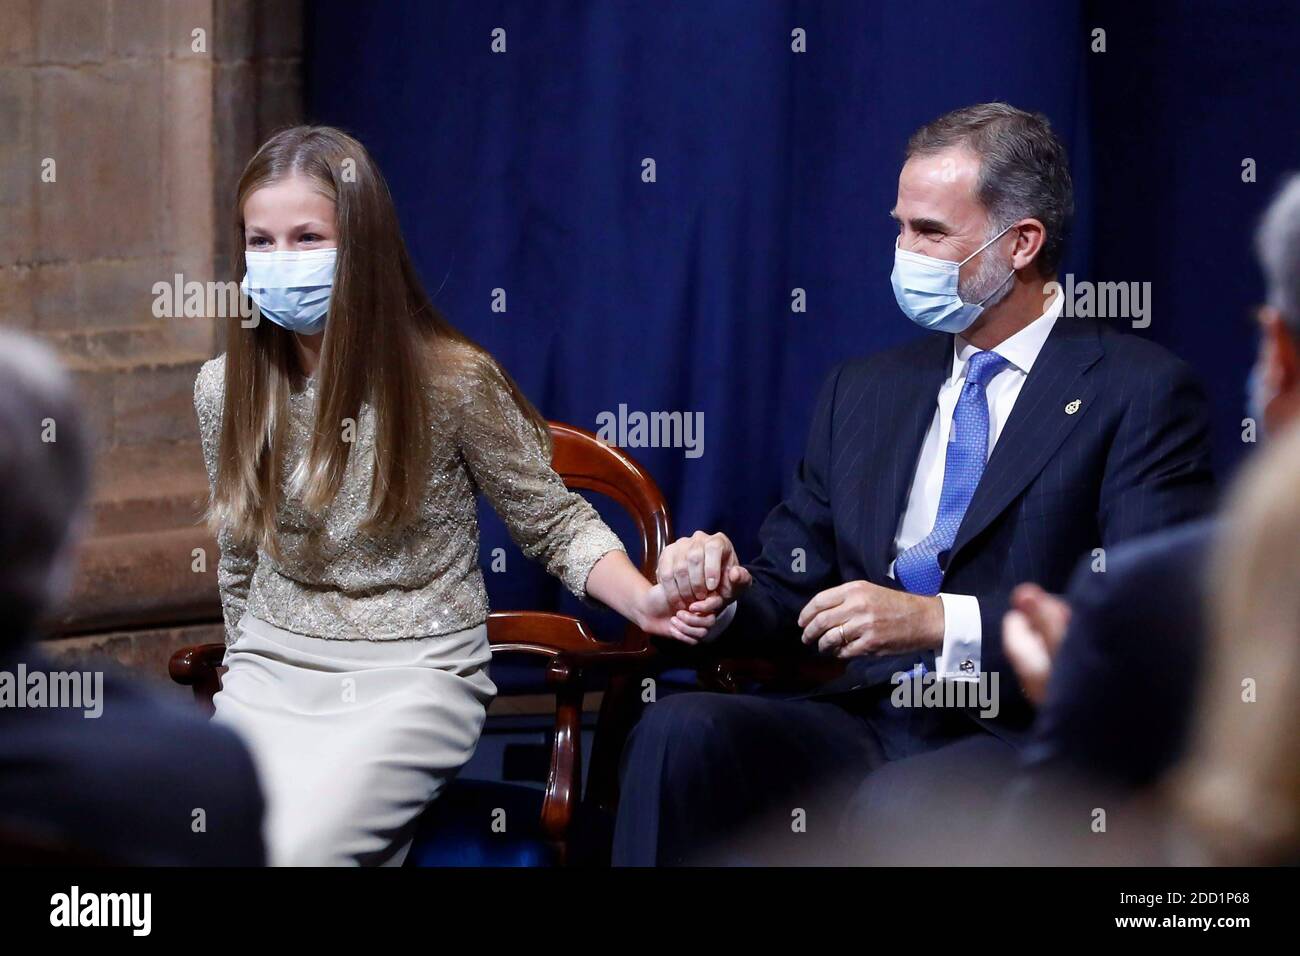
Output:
[
  {"xmin": 168, "ymin": 642, "xmax": 225, "ymax": 715},
  {"xmin": 487, "ymin": 610, "xmax": 652, "ymax": 668},
  {"xmin": 698, "ymin": 653, "xmax": 847, "ymax": 694}
]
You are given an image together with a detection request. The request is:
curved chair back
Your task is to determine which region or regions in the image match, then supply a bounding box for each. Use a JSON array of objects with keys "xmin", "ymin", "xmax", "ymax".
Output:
[
  {"xmin": 484, "ymin": 422, "xmax": 671, "ymax": 660},
  {"xmin": 549, "ymin": 422, "xmax": 671, "ymax": 590}
]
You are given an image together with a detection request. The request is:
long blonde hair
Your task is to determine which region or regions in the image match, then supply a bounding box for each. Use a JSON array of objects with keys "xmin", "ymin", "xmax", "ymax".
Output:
[
  {"xmin": 209, "ymin": 125, "xmax": 549, "ymax": 558},
  {"xmin": 1172, "ymin": 423, "xmax": 1300, "ymax": 864}
]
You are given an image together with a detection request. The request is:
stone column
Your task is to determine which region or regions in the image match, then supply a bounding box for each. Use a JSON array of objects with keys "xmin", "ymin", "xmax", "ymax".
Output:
[{"xmin": 0, "ymin": 0, "xmax": 303, "ymax": 684}]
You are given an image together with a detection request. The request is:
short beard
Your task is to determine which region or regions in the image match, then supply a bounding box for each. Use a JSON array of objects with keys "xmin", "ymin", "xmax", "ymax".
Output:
[{"xmin": 959, "ymin": 231, "xmax": 1014, "ymax": 309}]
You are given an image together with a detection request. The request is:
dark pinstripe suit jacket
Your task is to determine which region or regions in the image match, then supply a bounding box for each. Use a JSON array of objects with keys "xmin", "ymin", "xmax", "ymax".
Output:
[{"xmin": 731, "ymin": 316, "xmax": 1216, "ymax": 741}]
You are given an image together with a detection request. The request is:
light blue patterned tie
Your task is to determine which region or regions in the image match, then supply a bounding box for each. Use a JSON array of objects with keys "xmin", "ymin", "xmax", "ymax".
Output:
[{"xmin": 895, "ymin": 349, "xmax": 1009, "ymax": 595}]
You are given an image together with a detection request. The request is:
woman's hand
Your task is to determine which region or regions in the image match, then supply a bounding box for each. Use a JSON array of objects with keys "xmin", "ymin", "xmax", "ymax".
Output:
[
  {"xmin": 585, "ymin": 550, "xmax": 724, "ymax": 643},
  {"xmin": 636, "ymin": 583, "xmax": 727, "ymax": 644}
]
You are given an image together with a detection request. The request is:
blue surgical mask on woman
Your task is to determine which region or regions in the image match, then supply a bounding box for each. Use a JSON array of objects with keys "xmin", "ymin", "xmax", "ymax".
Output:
[
  {"xmin": 241, "ymin": 248, "xmax": 337, "ymax": 334},
  {"xmin": 890, "ymin": 224, "xmax": 1015, "ymax": 333}
]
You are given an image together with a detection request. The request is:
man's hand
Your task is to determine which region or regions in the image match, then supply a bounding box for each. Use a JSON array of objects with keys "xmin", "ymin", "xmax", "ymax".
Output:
[
  {"xmin": 656, "ymin": 530, "xmax": 753, "ymax": 612},
  {"xmin": 1001, "ymin": 582, "xmax": 1072, "ymax": 706},
  {"xmin": 798, "ymin": 581, "xmax": 945, "ymax": 658}
]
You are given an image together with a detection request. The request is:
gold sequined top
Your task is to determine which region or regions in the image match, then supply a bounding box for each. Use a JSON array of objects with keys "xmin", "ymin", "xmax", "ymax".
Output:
[{"xmin": 193, "ymin": 353, "xmax": 626, "ymax": 644}]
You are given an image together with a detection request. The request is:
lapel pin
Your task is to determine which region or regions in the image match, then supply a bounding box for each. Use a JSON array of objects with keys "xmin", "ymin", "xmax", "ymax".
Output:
[{"xmin": 1065, "ymin": 399, "xmax": 1082, "ymax": 415}]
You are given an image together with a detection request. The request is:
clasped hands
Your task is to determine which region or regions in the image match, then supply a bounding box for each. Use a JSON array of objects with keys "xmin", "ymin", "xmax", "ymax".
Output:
[{"xmin": 643, "ymin": 530, "xmax": 945, "ymax": 657}]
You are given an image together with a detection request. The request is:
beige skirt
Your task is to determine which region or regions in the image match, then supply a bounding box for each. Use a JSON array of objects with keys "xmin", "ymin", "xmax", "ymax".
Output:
[{"xmin": 211, "ymin": 614, "xmax": 496, "ymax": 866}]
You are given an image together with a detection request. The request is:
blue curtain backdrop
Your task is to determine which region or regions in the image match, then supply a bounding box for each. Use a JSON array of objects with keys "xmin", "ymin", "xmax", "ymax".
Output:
[{"xmin": 302, "ymin": 0, "xmax": 1300, "ymax": 619}]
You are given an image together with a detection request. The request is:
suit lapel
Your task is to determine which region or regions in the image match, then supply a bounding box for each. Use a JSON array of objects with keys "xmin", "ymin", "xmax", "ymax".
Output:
[
  {"xmin": 947, "ymin": 318, "xmax": 1105, "ymax": 561},
  {"xmin": 860, "ymin": 333, "xmax": 952, "ymax": 582}
]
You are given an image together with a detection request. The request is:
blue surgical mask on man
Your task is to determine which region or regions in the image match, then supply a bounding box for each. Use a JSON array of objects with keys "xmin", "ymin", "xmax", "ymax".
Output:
[
  {"xmin": 890, "ymin": 224, "xmax": 1015, "ymax": 333},
  {"xmin": 241, "ymin": 248, "xmax": 337, "ymax": 334}
]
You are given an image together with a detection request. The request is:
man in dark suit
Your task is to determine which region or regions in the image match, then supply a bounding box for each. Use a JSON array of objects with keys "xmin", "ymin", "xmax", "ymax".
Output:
[
  {"xmin": 0, "ymin": 330, "xmax": 265, "ymax": 866},
  {"xmin": 613, "ymin": 103, "xmax": 1215, "ymax": 865},
  {"xmin": 1003, "ymin": 171, "xmax": 1300, "ymax": 800}
]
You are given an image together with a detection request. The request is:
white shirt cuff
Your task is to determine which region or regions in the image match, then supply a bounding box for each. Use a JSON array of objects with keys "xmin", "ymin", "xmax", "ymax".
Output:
[
  {"xmin": 935, "ymin": 593, "xmax": 981, "ymax": 680},
  {"xmin": 698, "ymin": 600, "xmax": 738, "ymax": 643}
]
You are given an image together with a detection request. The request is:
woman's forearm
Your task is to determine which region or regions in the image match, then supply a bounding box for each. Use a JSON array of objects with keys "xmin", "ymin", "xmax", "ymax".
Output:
[{"xmin": 584, "ymin": 549, "xmax": 653, "ymax": 627}]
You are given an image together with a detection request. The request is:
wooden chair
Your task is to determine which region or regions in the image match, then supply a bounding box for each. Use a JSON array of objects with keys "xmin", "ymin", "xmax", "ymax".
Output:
[{"xmin": 170, "ymin": 422, "xmax": 671, "ymax": 865}]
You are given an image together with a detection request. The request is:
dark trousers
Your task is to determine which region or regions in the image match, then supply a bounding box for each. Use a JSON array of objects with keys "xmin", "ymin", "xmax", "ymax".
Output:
[{"xmin": 612, "ymin": 688, "xmax": 1017, "ymax": 865}]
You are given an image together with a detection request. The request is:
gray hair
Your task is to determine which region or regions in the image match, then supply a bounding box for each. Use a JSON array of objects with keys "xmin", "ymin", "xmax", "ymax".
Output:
[
  {"xmin": 0, "ymin": 330, "xmax": 92, "ymax": 641},
  {"xmin": 1256, "ymin": 173, "xmax": 1300, "ymax": 333},
  {"xmin": 906, "ymin": 102, "xmax": 1074, "ymax": 278}
]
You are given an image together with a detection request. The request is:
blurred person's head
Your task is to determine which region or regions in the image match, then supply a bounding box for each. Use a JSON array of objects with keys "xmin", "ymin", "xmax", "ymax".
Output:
[
  {"xmin": 1173, "ymin": 423, "xmax": 1300, "ymax": 865},
  {"xmin": 0, "ymin": 331, "xmax": 92, "ymax": 647},
  {"xmin": 1250, "ymin": 173, "xmax": 1300, "ymax": 437}
]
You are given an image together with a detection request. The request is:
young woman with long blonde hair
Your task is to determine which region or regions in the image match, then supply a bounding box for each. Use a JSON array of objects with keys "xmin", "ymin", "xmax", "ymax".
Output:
[{"xmin": 193, "ymin": 126, "xmax": 716, "ymax": 865}]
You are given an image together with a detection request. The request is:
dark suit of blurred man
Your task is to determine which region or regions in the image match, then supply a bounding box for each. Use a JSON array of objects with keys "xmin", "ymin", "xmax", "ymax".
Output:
[
  {"xmin": 0, "ymin": 330, "xmax": 264, "ymax": 866},
  {"xmin": 999, "ymin": 172, "xmax": 1300, "ymax": 852}
]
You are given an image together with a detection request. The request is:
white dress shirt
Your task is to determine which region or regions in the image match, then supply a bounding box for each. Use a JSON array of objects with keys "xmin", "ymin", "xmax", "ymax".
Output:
[
  {"xmin": 890, "ymin": 290, "xmax": 1063, "ymax": 679},
  {"xmin": 700, "ymin": 293, "xmax": 1063, "ymax": 673}
]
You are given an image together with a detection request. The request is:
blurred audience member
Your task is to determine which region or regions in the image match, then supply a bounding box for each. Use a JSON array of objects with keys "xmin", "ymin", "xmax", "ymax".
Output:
[
  {"xmin": 0, "ymin": 330, "xmax": 265, "ymax": 865},
  {"xmin": 1170, "ymin": 422, "xmax": 1300, "ymax": 865},
  {"xmin": 1006, "ymin": 172, "xmax": 1300, "ymax": 792}
]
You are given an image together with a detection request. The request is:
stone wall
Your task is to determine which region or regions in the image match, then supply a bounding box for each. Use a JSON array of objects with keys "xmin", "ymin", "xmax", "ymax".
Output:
[{"xmin": 0, "ymin": 0, "xmax": 303, "ymax": 687}]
